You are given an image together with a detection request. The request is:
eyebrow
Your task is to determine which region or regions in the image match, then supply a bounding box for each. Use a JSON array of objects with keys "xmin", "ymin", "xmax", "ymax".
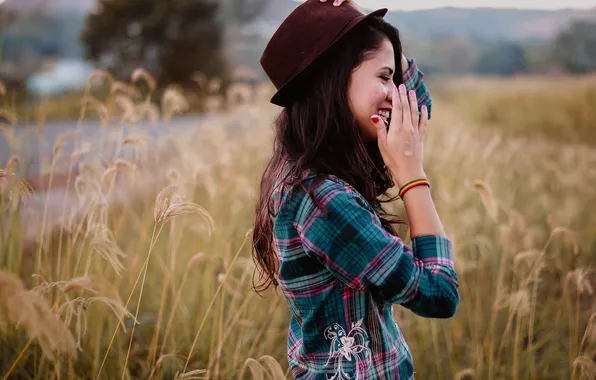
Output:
[{"xmin": 380, "ymin": 66, "xmax": 394, "ymax": 75}]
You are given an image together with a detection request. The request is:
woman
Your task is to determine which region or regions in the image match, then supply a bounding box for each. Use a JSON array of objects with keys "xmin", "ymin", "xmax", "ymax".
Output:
[{"xmin": 253, "ymin": 1, "xmax": 460, "ymax": 378}]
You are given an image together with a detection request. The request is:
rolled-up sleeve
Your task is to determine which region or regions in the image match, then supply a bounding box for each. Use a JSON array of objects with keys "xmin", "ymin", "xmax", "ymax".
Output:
[
  {"xmin": 293, "ymin": 178, "xmax": 459, "ymax": 319},
  {"xmin": 403, "ymin": 58, "xmax": 432, "ymax": 120}
]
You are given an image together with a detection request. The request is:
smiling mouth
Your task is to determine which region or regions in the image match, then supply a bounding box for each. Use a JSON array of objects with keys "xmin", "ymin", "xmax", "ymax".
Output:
[{"xmin": 377, "ymin": 110, "xmax": 391, "ymax": 128}]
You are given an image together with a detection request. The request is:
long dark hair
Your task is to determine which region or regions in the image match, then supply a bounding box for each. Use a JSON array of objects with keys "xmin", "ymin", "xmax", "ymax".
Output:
[{"xmin": 252, "ymin": 16, "xmax": 405, "ymax": 293}]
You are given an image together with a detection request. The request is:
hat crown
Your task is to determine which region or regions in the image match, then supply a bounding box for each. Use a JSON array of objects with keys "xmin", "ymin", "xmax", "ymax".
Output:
[{"xmin": 260, "ymin": 0, "xmax": 388, "ymax": 106}]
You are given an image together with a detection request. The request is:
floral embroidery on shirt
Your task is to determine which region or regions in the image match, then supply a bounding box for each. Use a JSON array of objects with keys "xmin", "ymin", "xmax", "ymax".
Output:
[{"xmin": 324, "ymin": 319, "xmax": 372, "ymax": 380}]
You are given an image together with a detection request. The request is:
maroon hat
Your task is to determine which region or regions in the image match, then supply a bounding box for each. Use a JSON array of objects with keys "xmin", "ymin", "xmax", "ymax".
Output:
[{"xmin": 260, "ymin": 0, "xmax": 388, "ymax": 107}]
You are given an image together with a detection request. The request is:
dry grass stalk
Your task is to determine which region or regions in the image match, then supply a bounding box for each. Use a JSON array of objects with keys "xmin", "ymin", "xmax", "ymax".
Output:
[
  {"xmin": 57, "ymin": 295, "xmax": 136, "ymax": 350},
  {"xmin": 86, "ymin": 69, "xmax": 114, "ymax": 88},
  {"xmin": 4, "ymin": 154, "xmax": 19, "ymax": 172},
  {"xmin": 61, "ymin": 277, "xmax": 95, "ymax": 294},
  {"xmin": 82, "ymin": 96, "xmax": 110, "ymax": 126},
  {"xmin": 148, "ymin": 353, "xmax": 184, "ymax": 378},
  {"xmin": 470, "ymin": 180, "xmax": 499, "ymax": 222},
  {"xmin": 101, "ymin": 159, "xmax": 137, "ymax": 186},
  {"xmin": 161, "ymin": 86, "xmax": 189, "ymax": 121},
  {"xmin": 135, "ymin": 100, "xmax": 160, "ymax": 124},
  {"xmin": 572, "ymin": 355, "xmax": 596, "ymax": 380},
  {"xmin": 0, "ymin": 80, "xmax": 6, "ymax": 97},
  {"xmin": 454, "ymin": 368, "xmax": 475, "ymax": 380},
  {"xmin": 0, "ymin": 109, "xmax": 18, "ymax": 124},
  {"xmin": 53, "ymin": 129, "xmax": 81, "ymax": 156},
  {"xmin": 88, "ymin": 224, "xmax": 127, "ymax": 276},
  {"xmin": 209, "ymin": 78, "xmax": 222, "ymax": 93},
  {"xmin": 496, "ymin": 288, "xmax": 531, "ymax": 317},
  {"xmin": 259, "ymin": 355, "xmax": 286, "ymax": 379},
  {"xmin": 566, "ymin": 268, "xmax": 595, "ymax": 295},
  {"xmin": 0, "ymin": 125, "xmax": 16, "ymax": 150},
  {"xmin": 131, "ymin": 68, "xmax": 157, "ymax": 92},
  {"xmin": 154, "ymin": 184, "xmax": 179, "ymax": 222},
  {"xmin": 513, "ymin": 249, "xmax": 542, "ymax": 271},
  {"xmin": 0, "ymin": 169, "xmax": 33, "ymax": 204},
  {"xmin": 174, "ymin": 369, "xmax": 209, "ymax": 380},
  {"xmin": 31, "ymin": 275, "xmax": 96, "ymax": 295},
  {"xmin": 0, "ymin": 271, "xmax": 77, "ymax": 360},
  {"xmin": 110, "ymin": 81, "xmax": 138, "ymax": 97},
  {"xmin": 161, "ymin": 202, "xmax": 214, "ymax": 232},
  {"xmin": 240, "ymin": 358, "xmax": 264, "ymax": 380},
  {"xmin": 114, "ymin": 94, "xmax": 138, "ymax": 124},
  {"xmin": 191, "ymin": 71, "xmax": 208, "ymax": 88},
  {"xmin": 580, "ymin": 313, "xmax": 596, "ymax": 352},
  {"xmin": 551, "ymin": 226, "xmax": 580, "ymax": 256}
]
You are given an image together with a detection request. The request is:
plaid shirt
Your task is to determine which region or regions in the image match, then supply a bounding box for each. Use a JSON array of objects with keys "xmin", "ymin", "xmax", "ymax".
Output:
[{"xmin": 270, "ymin": 62, "xmax": 458, "ymax": 379}]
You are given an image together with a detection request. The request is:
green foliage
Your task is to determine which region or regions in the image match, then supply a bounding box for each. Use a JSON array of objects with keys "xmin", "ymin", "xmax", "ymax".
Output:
[
  {"xmin": 553, "ymin": 20, "xmax": 596, "ymax": 73},
  {"xmin": 80, "ymin": 0, "xmax": 229, "ymax": 88},
  {"xmin": 475, "ymin": 42, "xmax": 527, "ymax": 75},
  {"xmin": 222, "ymin": 0, "xmax": 270, "ymax": 24}
]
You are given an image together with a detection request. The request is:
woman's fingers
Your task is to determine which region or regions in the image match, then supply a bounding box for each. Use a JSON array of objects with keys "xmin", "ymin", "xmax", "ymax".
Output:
[
  {"xmin": 391, "ymin": 87, "xmax": 402, "ymax": 132},
  {"xmin": 398, "ymin": 84, "xmax": 410, "ymax": 126},
  {"xmin": 419, "ymin": 105, "xmax": 429, "ymax": 139},
  {"xmin": 408, "ymin": 90, "xmax": 419, "ymax": 127},
  {"xmin": 372, "ymin": 115, "xmax": 388, "ymax": 154}
]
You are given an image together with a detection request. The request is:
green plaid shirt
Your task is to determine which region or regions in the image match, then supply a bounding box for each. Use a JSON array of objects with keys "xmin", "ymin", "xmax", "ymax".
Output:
[{"xmin": 270, "ymin": 61, "xmax": 458, "ymax": 379}]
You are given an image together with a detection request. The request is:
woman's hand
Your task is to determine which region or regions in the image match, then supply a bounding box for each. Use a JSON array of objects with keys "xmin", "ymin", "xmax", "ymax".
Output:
[
  {"xmin": 319, "ymin": 0, "xmax": 351, "ymax": 7},
  {"xmin": 371, "ymin": 84, "xmax": 429, "ymax": 188}
]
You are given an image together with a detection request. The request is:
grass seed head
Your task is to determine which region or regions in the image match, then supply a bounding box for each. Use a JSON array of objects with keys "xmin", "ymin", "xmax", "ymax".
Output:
[{"xmin": 572, "ymin": 355, "xmax": 596, "ymax": 380}]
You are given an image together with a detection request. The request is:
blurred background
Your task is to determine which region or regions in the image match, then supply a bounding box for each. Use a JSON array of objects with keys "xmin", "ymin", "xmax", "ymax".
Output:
[
  {"xmin": 1, "ymin": 1, "xmax": 596, "ymax": 379},
  {"xmin": 1, "ymin": 0, "xmax": 596, "ymax": 109}
]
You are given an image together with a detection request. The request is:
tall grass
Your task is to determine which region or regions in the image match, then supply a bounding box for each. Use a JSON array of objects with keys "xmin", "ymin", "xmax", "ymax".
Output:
[
  {"xmin": 0, "ymin": 74, "xmax": 595, "ymax": 379},
  {"xmin": 432, "ymin": 74, "xmax": 596, "ymax": 147}
]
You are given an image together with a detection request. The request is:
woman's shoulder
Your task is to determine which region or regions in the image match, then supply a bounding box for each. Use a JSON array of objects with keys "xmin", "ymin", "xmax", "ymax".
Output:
[
  {"xmin": 296, "ymin": 173, "xmax": 375, "ymax": 214},
  {"xmin": 272, "ymin": 168, "xmax": 371, "ymax": 217}
]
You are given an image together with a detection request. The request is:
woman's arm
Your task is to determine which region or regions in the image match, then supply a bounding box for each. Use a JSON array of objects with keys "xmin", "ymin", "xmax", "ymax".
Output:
[{"xmin": 293, "ymin": 177, "xmax": 459, "ymax": 319}]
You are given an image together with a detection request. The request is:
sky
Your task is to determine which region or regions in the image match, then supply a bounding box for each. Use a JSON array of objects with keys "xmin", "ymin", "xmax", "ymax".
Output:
[{"xmin": 303, "ymin": 0, "xmax": 596, "ymax": 10}]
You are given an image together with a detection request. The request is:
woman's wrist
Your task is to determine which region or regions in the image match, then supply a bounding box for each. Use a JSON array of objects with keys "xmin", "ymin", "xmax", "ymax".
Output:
[{"xmin": 392, "ymin": 169, "xmax": 427, "ymax": 189}]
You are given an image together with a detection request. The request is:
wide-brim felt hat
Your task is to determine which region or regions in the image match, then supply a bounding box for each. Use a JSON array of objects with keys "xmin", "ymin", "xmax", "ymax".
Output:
[{"xmin": 260, "ymin": 0, "xmax": 388, "ymax": 107}]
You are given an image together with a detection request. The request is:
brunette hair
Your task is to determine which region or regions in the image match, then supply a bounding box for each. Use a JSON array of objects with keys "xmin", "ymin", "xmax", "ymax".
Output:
[{"xmin": 252, "ymin": 17, "xmax": 405, "ymax": 293}]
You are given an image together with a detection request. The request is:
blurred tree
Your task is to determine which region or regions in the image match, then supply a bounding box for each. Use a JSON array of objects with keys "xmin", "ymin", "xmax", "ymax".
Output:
[
  {"xmin": 475, "ymin": 42, "xmax": 527, "ymax": 75},
  {"xmin": 553, "ymin": 21, "xmax": 596, "ymax": 73},
  {"xmin": 0, "ymin": 5, "xmax": 17, "ymax": 62},
  {"xmin": 81, "ymin": 0, "xmax": 230, "ymax": 89},
  {"xmin": 223, "ymin": 0, "xmax": 270, "ymax": 23}
]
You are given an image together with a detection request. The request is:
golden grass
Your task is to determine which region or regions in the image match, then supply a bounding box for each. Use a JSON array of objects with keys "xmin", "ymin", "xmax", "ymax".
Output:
[
  {"xmin": 0, "ymin": 73, "xmax": 595, "ymax": 379},
  {"xmin": 432, "ymin": 74, "xmax": 596, "ymax": 147}
]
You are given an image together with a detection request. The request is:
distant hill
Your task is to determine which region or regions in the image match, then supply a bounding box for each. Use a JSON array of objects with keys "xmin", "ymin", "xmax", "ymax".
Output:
[
  {"xmin": 2, "ymin": 0, "xmax": 95, "ymax": 13},
  {"xmin": 3, "ymin": 0, "xmax": 596, "ymax": 79},
  {"xmin": 260, "ymin": 3, "xmax": 596, "ymax": 41}
]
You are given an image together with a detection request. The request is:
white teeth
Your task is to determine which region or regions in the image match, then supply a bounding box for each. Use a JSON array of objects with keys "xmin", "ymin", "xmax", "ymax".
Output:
[{"xmin": 377, "ymin": 110, "xmax": 390, "ymax": 118}]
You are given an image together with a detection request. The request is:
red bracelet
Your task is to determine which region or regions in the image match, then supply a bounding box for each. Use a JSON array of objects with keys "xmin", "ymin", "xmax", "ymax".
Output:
[{"xmin": 399, "ymin": 179, "xmax": 430, "ymax": 200}]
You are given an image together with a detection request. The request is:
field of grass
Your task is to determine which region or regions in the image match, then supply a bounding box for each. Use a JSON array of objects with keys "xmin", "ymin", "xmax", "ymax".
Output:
[
  {"xmin": 0, "ymin": 74, "xmax": 595, "ymax": 379},
  {"xmin": 432, "ymin": 74, "xmax": 596, "ymax": 147}
]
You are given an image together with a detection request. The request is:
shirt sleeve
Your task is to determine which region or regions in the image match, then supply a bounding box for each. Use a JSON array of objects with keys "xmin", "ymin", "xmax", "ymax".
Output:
[
  {"xmin": 403, "ymin": 57, "xmax": 432, "ymax": 120},
  {"xmin": 293, "ymin": 178, "xmax": 459, "ymax": 319}
]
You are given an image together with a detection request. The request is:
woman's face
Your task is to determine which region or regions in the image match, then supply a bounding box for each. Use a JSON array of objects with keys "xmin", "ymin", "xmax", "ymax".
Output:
[{"xmin": 347, "ymin": 36, "xmax": 397, "ymax": 141}]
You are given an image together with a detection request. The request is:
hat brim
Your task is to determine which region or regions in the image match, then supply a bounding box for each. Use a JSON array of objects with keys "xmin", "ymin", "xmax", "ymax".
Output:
[{"xmin": 270, "ymin": 7, "xmax": 389, "ymax": 108}]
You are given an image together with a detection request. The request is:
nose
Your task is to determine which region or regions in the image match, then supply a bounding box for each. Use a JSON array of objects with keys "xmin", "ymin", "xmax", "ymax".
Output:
[{"xmin": 387, "ymin": 82, "xmax": 397, "ymax": 102}]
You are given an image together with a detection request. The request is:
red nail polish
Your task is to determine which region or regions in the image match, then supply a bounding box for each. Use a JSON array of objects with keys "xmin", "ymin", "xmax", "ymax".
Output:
[{"xmin": 371, "ymin": 115, "xmax": 380, "ymax": 123}]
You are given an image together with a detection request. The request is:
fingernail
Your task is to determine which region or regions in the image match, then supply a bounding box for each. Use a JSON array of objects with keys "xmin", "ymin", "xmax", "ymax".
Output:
[
  {"xmin": 399, "ymin": 84, "xmax": 405, "ymax": 92},
  {"xmin": 422, "ymin": 105, "xmax": 427, "ymax": 111},
  {"xmin": 409, "ymin": 90, "xmax": 415, "ymax": 97},
  {"xmin": 371, "ymin": 115, "xmax": 380, "ymax": 123}
]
